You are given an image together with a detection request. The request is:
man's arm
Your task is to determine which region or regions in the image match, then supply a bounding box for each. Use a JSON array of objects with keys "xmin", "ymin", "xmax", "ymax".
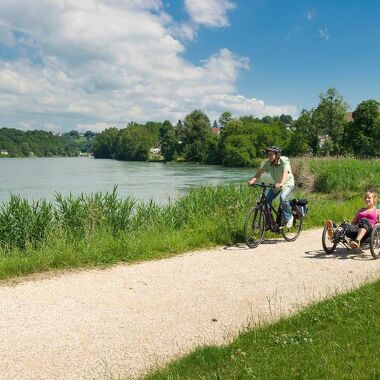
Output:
[{"xmin": 248, "ymin": 167, "xmax": 265, "ymax": 186}]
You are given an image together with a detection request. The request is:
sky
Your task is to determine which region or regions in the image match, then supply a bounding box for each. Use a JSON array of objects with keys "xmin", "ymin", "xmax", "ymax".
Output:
[{"xmin": 0, "ymin": 0, "xmax": 379, "ymax": 133}]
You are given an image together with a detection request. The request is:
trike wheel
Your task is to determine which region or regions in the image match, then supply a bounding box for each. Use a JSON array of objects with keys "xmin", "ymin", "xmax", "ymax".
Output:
[
  {"xmin": 244, "ymin": 206, "xmax": 266, "ymax": 248},
  {"xmin": 370, "ymin": 224, "xmax": 380, "ymax": 259},
  {"xmin": 282, "ymin": 217, "xmax": 303, "ymax": 242},
  {"xmin": 322, "ymin": 226, "xmax": 337, "ymax": 254}
]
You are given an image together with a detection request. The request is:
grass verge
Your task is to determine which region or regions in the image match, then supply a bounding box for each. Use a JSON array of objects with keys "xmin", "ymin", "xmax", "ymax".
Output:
[{"xmin": 145, "ymin": 278, "xmax": 380, "ymax": 379}]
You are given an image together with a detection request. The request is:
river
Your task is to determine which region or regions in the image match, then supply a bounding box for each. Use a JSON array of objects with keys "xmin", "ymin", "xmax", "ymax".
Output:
[{"xmin": 0, "ymin": 157, "xmax": 257, "ymax": 204}]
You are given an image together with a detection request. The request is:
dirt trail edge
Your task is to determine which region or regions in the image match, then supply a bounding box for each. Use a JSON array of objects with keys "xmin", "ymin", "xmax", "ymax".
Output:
[{"xmin": 1, "ymin": 228, "xmax": 380, "ymax": 380}]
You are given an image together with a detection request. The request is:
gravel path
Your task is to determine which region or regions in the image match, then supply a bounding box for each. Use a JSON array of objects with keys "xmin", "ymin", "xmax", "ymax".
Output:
[{"xmin": 1, "ymin": 228, "xmax": 380, "ymax": 380}]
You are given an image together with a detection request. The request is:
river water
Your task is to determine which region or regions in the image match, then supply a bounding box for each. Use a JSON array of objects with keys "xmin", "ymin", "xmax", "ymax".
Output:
[{"xmin": 0, "ymin": 157, "xmax": 257, "ymax": 204}]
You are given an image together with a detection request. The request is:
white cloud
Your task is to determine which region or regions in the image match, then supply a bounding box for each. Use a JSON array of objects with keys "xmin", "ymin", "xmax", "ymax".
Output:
[
  {"xmin": 306, "ymin": 8, "xmax": 317, "ymax": 21},
  {"xmin": 184, "ymin": 0, "xmax": 236, "ymax": 27},
  {"xmin": 0, "ymin": 0, "xmax": 297, "ymax": 132},
  {"xmin": 318, "ymin": 27, "xmax": 330, "ymax": 40}
]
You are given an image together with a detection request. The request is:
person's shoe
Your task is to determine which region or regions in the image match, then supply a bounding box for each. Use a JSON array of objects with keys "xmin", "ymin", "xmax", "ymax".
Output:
[
  {"xmin": 286, "ymin": 215, "xmax": 294, "ymax": 228},
  {"xmin": 325, "ymin": 220, "xmax": 334, "ymax": 239},
  {"xmin": 350, "ymin": 239, "xmax": 360, "ymax": 248}
]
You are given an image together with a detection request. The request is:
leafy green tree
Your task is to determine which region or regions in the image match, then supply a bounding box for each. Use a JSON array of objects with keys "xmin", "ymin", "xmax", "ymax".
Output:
[
  {"xmin": 69, "ymin": 130, "xmax": 80, "ymax": 139},
  {"xmin": 92, "ymin": 127, "xmax": 119, "ymax": 159},
  {"xmin": 312, "ymin": 88, "xmax": 348, "ymax": 155},
  {"xmin": 279, "ymin": 114, "xmax": 293, "ymax": 125},
  {"xmin": 219, "ymin": 117, "xmax": 290, "ymax": 166},
  {"xmin": 117, "ymin": 125, "xmax": 150, "ymax": 161},
  {"xmin": 144, "ymin": 121, "xmax": 161, "ymax": 147},
  {"xmin": 223, "ymin": 133, "xmax": 256, "ymax": 166},
  {"xmin": 161, "ymin": 128, "xmax": 177, "ymax": 161},
  {"xmin": 84, "ymin": 130, "xmax": 95, "ymax": 138},
  {"xmin": 159, "ymin": 120, "xmax": 173, "ymax": 143},
  {"xmin": 182, "ymin": 110, "xmax": 212, "ymax": 163},
  {"xmin": 345, "ymin": 99, "xmax": 380, "ymax": 156},
  {"xmin": 286, "ymin": 130, "xmax": 310, "ymax": 156},
  {"xmin": 218, "ymin": 111, "xmax": 232, "ymax": 128},
  {"xmin": 292, "ymin": 109, "xmax": 318, "ymax": 154}
]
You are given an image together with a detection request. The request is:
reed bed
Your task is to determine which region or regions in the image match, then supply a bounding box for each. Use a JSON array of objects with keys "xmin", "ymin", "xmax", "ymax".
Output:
[
  {"xmin": 291, "ymin": 157, "xmax": 380, "ymax": 194},
  {"xmin": 0, "ymin": 184, "xmax": 256, "ymax": 278}
]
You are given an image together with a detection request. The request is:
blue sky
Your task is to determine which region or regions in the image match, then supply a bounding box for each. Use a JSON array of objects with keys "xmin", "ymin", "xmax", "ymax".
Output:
[{"xmin": 0, "ymin": 0, "xmax": 379, "ymax": 133}]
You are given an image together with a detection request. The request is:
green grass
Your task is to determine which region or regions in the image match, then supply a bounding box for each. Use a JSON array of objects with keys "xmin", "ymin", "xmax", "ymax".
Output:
[
  {"xmin": 292, "ymin": 156, "xmax": 380, "ymax": 194},
  {"xmin": 145, "ymin": 279, "xmax": 380, "ymax": 379},
  {"xmin": 1, "ymin": 156, "xmax": 378, "ymax": 280},
  {"xmin": 0, "ymin": 182, "xmax": 367, "ymax": 280}
]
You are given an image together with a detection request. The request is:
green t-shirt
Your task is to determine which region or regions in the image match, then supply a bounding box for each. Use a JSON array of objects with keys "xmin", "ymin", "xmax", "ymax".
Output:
[{"xmin": 261, "ymin": 156, "xmax": 294, "ymax": 187}]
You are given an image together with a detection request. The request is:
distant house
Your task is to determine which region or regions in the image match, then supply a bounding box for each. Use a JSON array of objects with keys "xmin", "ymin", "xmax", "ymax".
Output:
[
  {"xmin": 0, "ymin": 149, "xmax": 8, "ymax": 156},
  {"xmin": 345, "ymin": 112, "xmax": 354, "ymax": 122},
  {"xmin": 211, "ymin": 127, "xmax": 221, "ymax": 135},
  {"xmin": 318, "ymin": 134, "xmax": 329, "ymax": 148},
  {"xmin": 345, "ymin": 106, "xmax": 380, "ymax": 122},
  {"xmin": 150, "ymin": 147, "xmax": 161, "ymax": 154}
]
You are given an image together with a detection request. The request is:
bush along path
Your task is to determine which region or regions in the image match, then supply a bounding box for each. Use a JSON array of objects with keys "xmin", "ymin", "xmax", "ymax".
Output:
[{"xmin": 1, "ymin": 228, "xmax": 380, "ymax": 379}]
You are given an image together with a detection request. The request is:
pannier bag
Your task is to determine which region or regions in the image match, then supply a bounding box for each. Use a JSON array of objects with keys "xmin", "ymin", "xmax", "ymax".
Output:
[{"xmin": 291, "ymin": 199, "xmax": 308, "ymax": 219}]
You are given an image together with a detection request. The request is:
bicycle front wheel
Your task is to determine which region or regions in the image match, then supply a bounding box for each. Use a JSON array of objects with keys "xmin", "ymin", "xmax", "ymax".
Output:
[
  {"xmin": 282, "ymin": 217, "xmax": 303, "ymax": 242},
  {"xmin": 244, "ymin": 206, "xmax": 266, "ymax": 248}
]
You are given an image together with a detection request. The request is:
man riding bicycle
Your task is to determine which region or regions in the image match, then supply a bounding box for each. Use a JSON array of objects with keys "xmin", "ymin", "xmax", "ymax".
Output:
[{"xmin": 248, "ymin": 146, "xmax": 295, "ymax": 228}]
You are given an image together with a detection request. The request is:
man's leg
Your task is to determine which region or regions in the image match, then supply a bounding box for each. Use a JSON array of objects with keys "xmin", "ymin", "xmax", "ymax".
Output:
[
  {"xmin": 265, "ymin": 188, "xmax": 278, "ymax": 226},
  {"xmin": 280, "ymin": 185, "xmax": 294, "ymax": 223}
]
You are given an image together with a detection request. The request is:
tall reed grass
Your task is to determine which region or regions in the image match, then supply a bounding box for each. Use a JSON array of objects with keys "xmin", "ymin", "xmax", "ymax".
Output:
[
  {"xmin": 0, "ymin": 185, "xmax": 253, "ymax": 254},
  {"xmin": 292, "ymin": 157, "xmax": 380, "ymax": 194}
]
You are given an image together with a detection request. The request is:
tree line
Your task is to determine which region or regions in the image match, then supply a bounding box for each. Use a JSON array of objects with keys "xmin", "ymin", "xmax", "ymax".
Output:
[
  {"xmin": 1, "ymin": 88, "xmax": 378, "ymax": 164},
  {"xmin": 93, "ymin": 88, "xmax": 380, "ymax": 166},
  {"xmin": 0, "ymin": 129, "xmax": 96, "ymax": 157}
]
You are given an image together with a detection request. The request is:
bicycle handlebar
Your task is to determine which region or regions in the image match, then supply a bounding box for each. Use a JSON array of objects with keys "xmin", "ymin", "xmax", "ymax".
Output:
[{"xmin": 251, "ymin": 182, "xmax": 276, "ymax": 189}]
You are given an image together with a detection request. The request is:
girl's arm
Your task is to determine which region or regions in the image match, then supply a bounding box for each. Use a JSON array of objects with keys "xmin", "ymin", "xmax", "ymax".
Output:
[
  {"xmin": 352, "ymin": 209, "xmax": 361, "ymax": 225},
  {"xmin": 377, "ymin": 209, "xmax": 380, "ymax": 224}
]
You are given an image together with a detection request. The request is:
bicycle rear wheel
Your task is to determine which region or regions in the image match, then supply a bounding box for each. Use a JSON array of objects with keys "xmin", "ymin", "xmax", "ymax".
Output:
[
  {"xmin": 244, "ymin": 206, "xmax": 266, "ymax": 248},
  {"xmin": 370, "ymin": 224, "xmax": 380, "ymax": 259},
  {"xmin": 282, "ymin": 217, "xmax": 303, "ymax": 241}
]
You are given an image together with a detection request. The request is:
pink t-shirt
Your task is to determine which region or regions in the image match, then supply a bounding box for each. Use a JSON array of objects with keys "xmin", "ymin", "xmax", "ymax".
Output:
[{"xmin": 357, "ymin": 208, "xmax": 378, "ymax": 227}]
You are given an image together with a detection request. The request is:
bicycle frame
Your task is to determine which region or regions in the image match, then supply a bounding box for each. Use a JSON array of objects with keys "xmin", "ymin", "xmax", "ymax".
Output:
[{"xmin": 255, "ymin": 183, "xmax": 283, "ymax": 232}]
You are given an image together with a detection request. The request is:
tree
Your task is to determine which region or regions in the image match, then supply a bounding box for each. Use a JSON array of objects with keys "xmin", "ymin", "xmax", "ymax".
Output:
[
  {"xmin": 223, "ymin": 133, "xmax": 256, "ymax": 166},
  {"xmin": 84, "ymin": 130, "xmax": 95, "ymax": 138},
  {"xmin": 92, "ymin": 127, "xmax": 119, "ymax": 158},
  {"xmin": 159, "ymin": 120, "xmax": 173, "ymax": 144},
  {"xmin": 69, "ymin": 130, "xmax": 80, "ymax": 139},
  {"xmin": 182, "ymin": 110, "xmax": 212, "ymax": 162},
  {"xmin": 117, "ymin": 125, "xmax": 151, "ymax": 161},
  {"xmin": 292, "ymin": 109, "xmax": 319, "ymax": 154},
  {"xmin": 218, "ymin": 111, "xmax": 232, "ymax": 128},
  {"xmin": 161, "ymin": 126, "xmax": 177, "ymax": 161},
  {"xmin": 346, "ymin": 99, "xmax": 380, "ymax": 156},
  {"xmin": 286, "ymin": 130, "xmax": 310, "ymax": 156},
  {"xmin": 312, "ymin": 88, "xmax": 348, "ymax": 155},
  {"xmin": 279, "ymin": 114, "xmax": 293, "ymax": 125}
]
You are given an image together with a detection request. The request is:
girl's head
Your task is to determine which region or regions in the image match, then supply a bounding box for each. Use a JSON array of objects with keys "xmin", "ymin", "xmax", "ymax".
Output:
[{"xmin": 364, "ymin": 188, "xmax": 378, "ymax": 208}]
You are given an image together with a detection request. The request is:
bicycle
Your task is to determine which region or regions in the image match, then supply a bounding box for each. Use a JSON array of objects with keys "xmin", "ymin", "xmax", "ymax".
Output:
[
  {"xmin": 322, "ymin": 220, "xmax": 380, "ymax": 259},
  {"xmin": 244, "ymin": 183, "xmax": 307, "ymax": 248}
]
